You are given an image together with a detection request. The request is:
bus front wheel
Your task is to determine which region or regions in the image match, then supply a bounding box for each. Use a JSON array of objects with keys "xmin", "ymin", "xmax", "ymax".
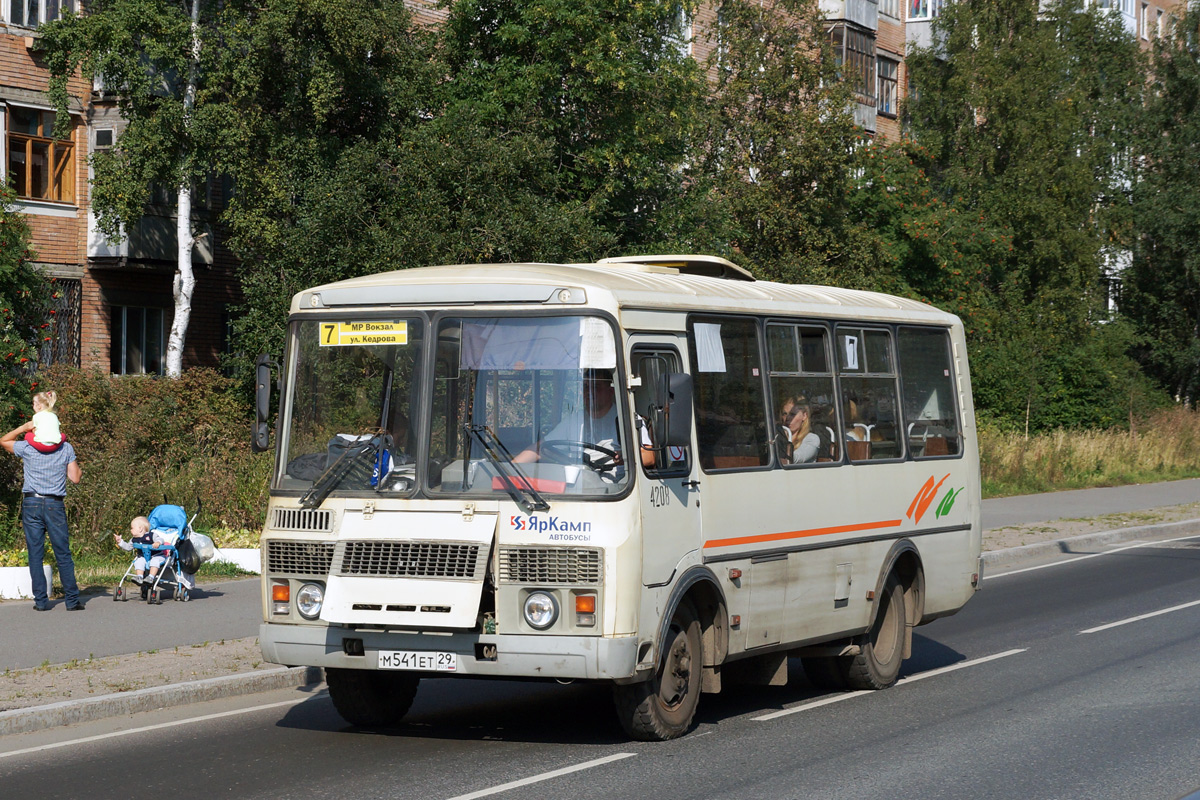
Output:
[
  {"xmin": 326, "ymin": 667, "xmax": 419, "ymax": 728},
  {"xmin": 613, "ymin": 601, "xmax": 702, "ymax": 741}
]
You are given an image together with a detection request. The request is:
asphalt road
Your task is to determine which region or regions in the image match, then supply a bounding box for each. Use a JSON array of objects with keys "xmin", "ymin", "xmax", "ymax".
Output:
[{"xmin": 3, "ymin": 525, "xmax": 1200, "ymax": 799}]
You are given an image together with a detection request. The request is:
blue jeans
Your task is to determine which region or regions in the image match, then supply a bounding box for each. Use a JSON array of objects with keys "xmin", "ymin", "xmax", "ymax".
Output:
[{"xmin": 23, "ymin": 496, "xmax": 79, "ymax": 607}]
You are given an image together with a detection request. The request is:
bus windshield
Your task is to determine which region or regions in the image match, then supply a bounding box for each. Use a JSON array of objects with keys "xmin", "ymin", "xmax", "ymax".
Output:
[
  {"xmin": 428, "ymin": 315, "xmax": 631, "ymax": 499},
  {"xmin": 278, "ymin": 317, "xmax": 424, "ymax": 495}
]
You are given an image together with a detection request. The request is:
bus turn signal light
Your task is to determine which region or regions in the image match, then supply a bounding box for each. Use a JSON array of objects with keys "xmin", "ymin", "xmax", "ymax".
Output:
[
  {"xmin": 575, "ymin": 594, "xmax": 596, "ymax": 627},
  {"xmin": 271, "ymin": 581, "xmax": 290, "ymax": 615}
]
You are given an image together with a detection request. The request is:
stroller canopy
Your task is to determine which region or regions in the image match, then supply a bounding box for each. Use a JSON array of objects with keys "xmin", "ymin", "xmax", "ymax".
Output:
[{"xmin": 149, "ymin": 504, "xmax": 188, "ymax": 536}]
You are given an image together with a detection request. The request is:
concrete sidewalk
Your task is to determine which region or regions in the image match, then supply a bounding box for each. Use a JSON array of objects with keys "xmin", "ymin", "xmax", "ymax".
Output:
[{"xmin": 2, "ymin": 480, "xmax": 1199, "ymax": 738}]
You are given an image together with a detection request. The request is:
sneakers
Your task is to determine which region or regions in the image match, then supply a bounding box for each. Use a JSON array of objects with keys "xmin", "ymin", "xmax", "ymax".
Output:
[{"xmin": 131, "ymin": 575, "xmax": 143, "ymax": 585}]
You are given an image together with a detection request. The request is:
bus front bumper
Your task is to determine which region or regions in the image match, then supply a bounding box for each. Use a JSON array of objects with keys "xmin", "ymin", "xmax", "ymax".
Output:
[{"xmin": 259, "ymin": 623, "xmax": 640, "ymax": 681}]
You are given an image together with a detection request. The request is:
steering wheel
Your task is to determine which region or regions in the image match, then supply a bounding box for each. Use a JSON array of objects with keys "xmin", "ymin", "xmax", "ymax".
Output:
[{"xmin": 538, "ymin": 439, "xmax": 620, "ymax": 473}]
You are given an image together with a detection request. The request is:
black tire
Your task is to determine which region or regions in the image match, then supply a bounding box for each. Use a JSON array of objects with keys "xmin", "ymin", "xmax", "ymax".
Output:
[
  {"xmin": 149, "ymin": 588, "xmax": 161, "ymax": 605},
  {"xmin": 113, "ymin": 586, "xmax": 123, "ymax": 602},
  {"xmin": 613, "ymin": 601, "xmax": 702, "ymax": 741},
  {"xmin": 844, "ymin": 572, "xmax": 907, "ymax": 690},
  {"xmin": 326, "ymin": 668, "xmax": 420, "ymax": 728}
]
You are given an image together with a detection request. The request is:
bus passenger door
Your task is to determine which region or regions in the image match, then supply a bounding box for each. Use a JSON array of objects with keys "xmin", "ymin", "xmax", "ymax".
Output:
[{"xmin": 630, "ymin": 339, "xmax": 701, "ymax": 587}]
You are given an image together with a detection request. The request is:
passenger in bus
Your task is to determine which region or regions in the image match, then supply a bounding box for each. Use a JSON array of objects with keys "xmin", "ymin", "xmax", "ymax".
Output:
[
  {"xmin": 514, "ymin": 369, "xmax": 654, "ymax": 471},
  {"xmin": 780, "ymin": 396, "xmax": 821, "ymax": 464}
]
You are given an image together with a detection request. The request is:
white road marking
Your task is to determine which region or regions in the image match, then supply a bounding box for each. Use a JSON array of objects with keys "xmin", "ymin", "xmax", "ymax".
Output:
[
  {"xmin": 753, "ymin": 648, "xmax": 1027, "ymax": 721},
  {"xmin": 1079, "ymin": 598, "xmax": 1200, "ymax": 635},
  {"xmin": 0, "ymin": 696, "xmax": 311, "ymax": 760},
  {"xmin": 443, "ymin": 753, "xmax": 637, "ymax": 800},
  {"xmin": 984, "ymin": 532, "xmax": 1200, "ymax": 580}
]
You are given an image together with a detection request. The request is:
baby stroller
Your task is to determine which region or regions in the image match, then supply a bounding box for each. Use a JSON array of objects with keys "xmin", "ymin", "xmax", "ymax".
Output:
[{"xmin": 114, "ymin": 503, "xmax": 198, "ymax": 604}]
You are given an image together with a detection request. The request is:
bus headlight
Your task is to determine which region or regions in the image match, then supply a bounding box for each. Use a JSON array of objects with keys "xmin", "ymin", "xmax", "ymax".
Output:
[
  {"xmin": 296, "ymin": 582, "xmax": 324, "ymax": 619},
  {"xmin": 523, "ymin": 591, "xmax": 559, "ymax": 630}
]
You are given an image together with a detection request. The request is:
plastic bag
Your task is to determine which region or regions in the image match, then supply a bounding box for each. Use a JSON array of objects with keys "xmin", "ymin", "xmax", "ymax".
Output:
[{"xmin": 190, "ymin": 531, "xmax": 216, "ymax": 564}]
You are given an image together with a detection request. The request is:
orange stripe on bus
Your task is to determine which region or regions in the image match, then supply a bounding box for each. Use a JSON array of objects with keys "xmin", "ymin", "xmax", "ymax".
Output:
[{"xmin": 703, "ymin": 519, "xmax": 904, "ymax": 549}]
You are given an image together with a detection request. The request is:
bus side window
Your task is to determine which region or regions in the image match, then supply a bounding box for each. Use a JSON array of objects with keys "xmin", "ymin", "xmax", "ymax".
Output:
[
  {"xmin": 898, "ymin": 327, "xmax": 962, "ymax": 458},
  {"xmin": 689, "ymin": 317, "xmax": 770, "ymax": 471},
  {"xmin": 837, "ymin": 327, "xmax": 903, "ymax": 461},
  {"xmin": 767, "ymin": 322, "xmax": 838, "ymax": 465}
]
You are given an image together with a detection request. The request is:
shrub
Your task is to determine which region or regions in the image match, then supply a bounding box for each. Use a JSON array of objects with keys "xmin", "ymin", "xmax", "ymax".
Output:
[{"xmin": 0, "ymin": 367, "xmax": 271, "ymax": 556}]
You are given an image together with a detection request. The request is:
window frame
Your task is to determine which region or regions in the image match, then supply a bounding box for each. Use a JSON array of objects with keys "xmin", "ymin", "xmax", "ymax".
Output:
[
  {"xmin": 110, "ymin": 305, "xmax": 167, "ymax": 376},
  {"xmin": 688, "ymin": 314, "xmax": 773, "ymax": 474},
  {"xmin": 897, "ymin": 325, "xmax": 963, "ymax": 460},
  {"xmin": 877, "ymin": 55, "xmax": 899, "ymax": 117},
  {"xmin": 8, "ymin": 0, "xmax": 75, "ymax": 28},
  {"xmin": 6, "ymin": 105, "xmax": 76, "ymax": 204},
  {"xmin": 829, "ymin": 23, "xmax": 876, "ymax": 105},
  {"xmin": 766, "ymin": 320, "xmax": 842, "ymax": 469}
]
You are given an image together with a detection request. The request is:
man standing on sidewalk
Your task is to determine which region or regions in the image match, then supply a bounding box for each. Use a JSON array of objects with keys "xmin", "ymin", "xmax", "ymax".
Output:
[{"xmin": 2, "ymin": 418, "xmax": 83, "ymax": 610}]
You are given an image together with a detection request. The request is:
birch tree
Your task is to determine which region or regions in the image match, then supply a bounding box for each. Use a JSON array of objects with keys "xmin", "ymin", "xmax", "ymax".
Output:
[{"xmin": 43, "ymin": 0, "xmax": 214, "ymax": 377}]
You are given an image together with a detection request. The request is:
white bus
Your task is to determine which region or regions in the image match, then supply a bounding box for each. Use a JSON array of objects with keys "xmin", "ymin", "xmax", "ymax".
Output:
[{"xmin": 255, "ymin": 254, "xmax": 982, "ymax": 740}]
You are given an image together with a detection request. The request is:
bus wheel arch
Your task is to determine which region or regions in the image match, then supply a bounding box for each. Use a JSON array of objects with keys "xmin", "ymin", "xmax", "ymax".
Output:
[{"xmin": 614, "ymin": 569, "xmax": 725, "ymax": 740}]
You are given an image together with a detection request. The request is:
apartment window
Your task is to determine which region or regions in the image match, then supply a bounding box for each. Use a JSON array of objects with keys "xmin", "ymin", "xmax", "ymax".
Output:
[
  {"xmin": 1140, "ymin": 2, "xmax": 1150, "ymax": 38},
  {"xmin": 9, "ymin": 0, "xmax": 75, "ymax": 27},
  {"xmin": 830, "ymin": 24, "xmax": 876, "ymax": 104},
  {"xmin": 879, "ymin": 0, "xmax": 900, "ymax": 19},
  {"xmin": 909, "ymin": 0, "xmax": 943, "ymax": 20},
  {"xmin": 111, "ymin": 306, "xmax": 165, "ymax": 375},
  {"xmin": 93, "ymin": 128, "xmax": 114, "ymax": 152},
  {"xmin": 7, "ymin": 107, "xmax": 75, "ymax": 203},
  {"xmin": 664, "ymin": 4, "xmax": 693, "ymax": 58},
  {"xmin": 877, "ymin": 57, "xmax": 899, "ymax": 116},
  {"xmin": 1156, "ymin": 9, "xmax": 1164, "ymax": 37}
]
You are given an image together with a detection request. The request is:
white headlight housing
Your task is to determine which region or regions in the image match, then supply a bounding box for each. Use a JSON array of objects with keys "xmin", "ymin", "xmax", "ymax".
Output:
[
  {"xmin": 296, "ymin": 582, "xmax": 324, "ymax": 619},
  {"xmin": 523, "ymin": 591, "xmax": 559, "ymax": 630}
]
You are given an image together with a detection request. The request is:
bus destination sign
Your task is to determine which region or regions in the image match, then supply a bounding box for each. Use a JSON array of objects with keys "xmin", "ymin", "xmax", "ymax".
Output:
[{"xmin": 319, "ymin": 321, "xmax": 408, "ymax": 347}]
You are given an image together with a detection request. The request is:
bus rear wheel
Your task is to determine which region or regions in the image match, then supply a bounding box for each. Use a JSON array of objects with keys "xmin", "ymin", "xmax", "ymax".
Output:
[
  {"xmin": 613, "ymin": 601, "xmax": 702, "ymax": 741},
  {"xmin": 326, "ymin": 668, "xmax": 419, "ymax": 728},
  {"xmin": 845, "ymin": 572, "xmax": 907, "ymax": 690},
  {"xmin": 801, "ymin": 572, "xmax": 907, "ymax": 691}
]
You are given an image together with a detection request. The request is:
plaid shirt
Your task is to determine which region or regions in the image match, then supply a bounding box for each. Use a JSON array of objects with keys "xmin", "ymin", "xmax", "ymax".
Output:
[{"xmin": 13, "ymin": 440, "xmax": 77, "ymax": 496}]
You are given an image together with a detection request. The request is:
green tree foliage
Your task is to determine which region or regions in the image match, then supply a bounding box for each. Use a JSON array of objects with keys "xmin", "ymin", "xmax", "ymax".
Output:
[
  {"xmin": 439, "ymin": 0, "xmax": 707, "ymax": 247},
  {"xmin": 702, "ymin": 0, "xmax": 878, "ymax": 287},
  {"xmin": 1124, "ymin": 5, "xmax": 1200, "ymax": 402},
  {"xmin": 905, "ymin": 0, "xmax": 1149, "ymax": 430}
]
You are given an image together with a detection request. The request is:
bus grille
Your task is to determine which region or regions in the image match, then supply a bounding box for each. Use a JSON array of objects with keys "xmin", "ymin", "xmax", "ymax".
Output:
[
  {"xmin": 272, "ymin": 508, "xmax": 334, "ymax": 532},
  {"xmin": 266, "ymin": 540, "xmax": 336, "ymax": 577},
  {"xmin": 498, "ymin": 547, "xmax": 602, "ymax": 585},
  {"xmin": 334, "ymin": 541, "xmax": 487, "ymax": 580}
]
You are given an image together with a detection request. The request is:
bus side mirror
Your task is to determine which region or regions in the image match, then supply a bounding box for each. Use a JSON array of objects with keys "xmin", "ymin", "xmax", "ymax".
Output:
[
  {"xmin": 253, "ymin": 354, "xmax": 275, "ymax": 453},
  {"xmin": 656, "ymin": 372, "xmax": 692, "ymax": 448}
]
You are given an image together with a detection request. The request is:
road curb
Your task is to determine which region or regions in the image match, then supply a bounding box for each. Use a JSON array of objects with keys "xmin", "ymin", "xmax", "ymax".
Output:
[
  {"xmin": 981, "ymin": 517, "xmax": 1200, "ymax": 571},
  {"xmin": 0, "ymin": 664, "xmax": 322, "ymax": 737}
]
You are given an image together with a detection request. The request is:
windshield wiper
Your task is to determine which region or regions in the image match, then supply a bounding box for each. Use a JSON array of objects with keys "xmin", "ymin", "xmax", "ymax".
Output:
[
  {"xmin": 465, "ymin": 425, "xmax": 550, "ymax": 515},
  {"xmin": 299, "ymin": 432, "xmax": 386, "ymax": 509}
]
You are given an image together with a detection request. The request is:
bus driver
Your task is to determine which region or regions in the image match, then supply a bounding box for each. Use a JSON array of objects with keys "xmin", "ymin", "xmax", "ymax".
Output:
[{"xmin": 514, "ymin": 369, "xmax": 654, "ymax": 473}]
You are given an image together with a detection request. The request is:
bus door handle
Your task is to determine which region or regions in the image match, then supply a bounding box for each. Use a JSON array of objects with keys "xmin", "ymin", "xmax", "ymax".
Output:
[{"xmin": 682, "ymin": 480, "xmax": 701, "ymax": 490}]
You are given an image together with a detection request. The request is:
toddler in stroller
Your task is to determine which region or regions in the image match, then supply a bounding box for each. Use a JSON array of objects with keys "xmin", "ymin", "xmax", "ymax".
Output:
[{"xmin": 113, "ymin": 504, "xmax": 196, "ymax": 604}]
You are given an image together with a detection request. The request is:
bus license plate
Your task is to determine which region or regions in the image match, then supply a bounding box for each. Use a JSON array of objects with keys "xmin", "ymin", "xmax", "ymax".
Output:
[{"xmin": 378, "ymin": 650, "xmax": 457, "ymax": 672}]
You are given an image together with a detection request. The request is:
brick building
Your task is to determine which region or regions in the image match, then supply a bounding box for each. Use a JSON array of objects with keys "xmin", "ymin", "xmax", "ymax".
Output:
[{"xmin": 2, "ymin": 4, "xmax": 239, "ymax": 376}]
